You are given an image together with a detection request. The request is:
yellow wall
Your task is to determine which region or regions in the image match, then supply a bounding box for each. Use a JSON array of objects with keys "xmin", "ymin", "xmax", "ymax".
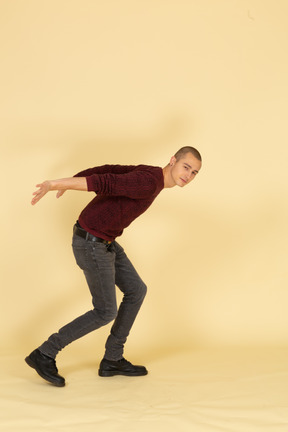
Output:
[{"xmin": 1, "ymin": 0, "xmax": 288, "ymax": 356}]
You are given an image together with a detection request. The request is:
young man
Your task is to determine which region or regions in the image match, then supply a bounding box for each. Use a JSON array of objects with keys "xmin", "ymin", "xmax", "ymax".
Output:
[{"xmin": 25, "ymin": 146, "xmax": 202, "ymax": 387}]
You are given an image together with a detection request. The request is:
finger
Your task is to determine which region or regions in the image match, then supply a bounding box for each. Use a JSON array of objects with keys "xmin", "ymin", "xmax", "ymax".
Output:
[
  {"xmin": 31, "ymin": 190, "xmax": 43, "ymax": 204},
  {"xmin": 56, "ymin": 190, "xmax": 65, "ymax": 198},
  {"xmin": 31, "ymin": 196, "xmax": 39, "ymax": 205}
]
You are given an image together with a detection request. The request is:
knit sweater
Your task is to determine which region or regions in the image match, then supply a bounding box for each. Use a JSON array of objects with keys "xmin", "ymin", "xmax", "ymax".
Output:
[{"xmin": 74, "ymin": 164, "xmax": 164, "ymax": 241}]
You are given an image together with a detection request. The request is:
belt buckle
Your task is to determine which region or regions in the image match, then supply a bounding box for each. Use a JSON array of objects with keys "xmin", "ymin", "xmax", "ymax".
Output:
[{"xmin": 104, "ymin": 240, "xmax": 112, "ymax": 249}]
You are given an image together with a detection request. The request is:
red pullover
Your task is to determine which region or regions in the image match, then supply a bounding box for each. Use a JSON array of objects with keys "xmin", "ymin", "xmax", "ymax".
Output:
[{"xmin": 74, "ymin": 164, "xmax": 164, "ymax": 241}]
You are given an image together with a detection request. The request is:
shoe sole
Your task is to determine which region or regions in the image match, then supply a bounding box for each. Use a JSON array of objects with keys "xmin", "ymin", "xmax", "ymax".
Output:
[
  {"xmin": 25, "ymin": 356, "xmax": 65, "ymax": 387},
  {"xmin": 98, "ymin": 370, "xmax": 148, "ymax": 377}
]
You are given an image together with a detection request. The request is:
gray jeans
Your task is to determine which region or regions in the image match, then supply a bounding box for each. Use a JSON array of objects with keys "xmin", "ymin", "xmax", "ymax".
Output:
[{"xmin": 38, "ymin": 224, "xmax": 147, "ymax": 361}]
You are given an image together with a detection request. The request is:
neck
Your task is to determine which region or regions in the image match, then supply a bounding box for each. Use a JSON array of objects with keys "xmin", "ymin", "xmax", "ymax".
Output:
[{"xmin": 162, "ymin": 165, "xmax": 175, "ymax": 188}]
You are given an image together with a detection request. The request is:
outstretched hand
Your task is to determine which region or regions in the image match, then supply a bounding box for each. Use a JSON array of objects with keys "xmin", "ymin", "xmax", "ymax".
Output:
[
  {"xmin": 31, "ymin": 181, "xmax": 65, "ymax": 205},
  {"xmin": 31, "ymin": 177, "xmax": 86, "ymax": 205}
]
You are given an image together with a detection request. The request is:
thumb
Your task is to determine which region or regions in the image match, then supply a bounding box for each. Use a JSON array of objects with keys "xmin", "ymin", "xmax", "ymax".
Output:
[{"xmin": 56, "ymin": 190, "xmax": 65, "ymax": 199}]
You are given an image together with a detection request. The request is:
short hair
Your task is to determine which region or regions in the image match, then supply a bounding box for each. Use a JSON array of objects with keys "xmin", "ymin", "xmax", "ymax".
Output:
[{"xmin": 174, "ymin": 146, "xmax": 202, "ymax": 162}]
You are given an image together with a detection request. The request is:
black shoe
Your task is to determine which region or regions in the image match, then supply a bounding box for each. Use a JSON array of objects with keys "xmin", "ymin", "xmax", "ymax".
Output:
[
  {"xmin": 25, "ymin": 349, "xmax": 65, "ymax": 387},
  {"xmin": 98, "ymin": 358, "xmax": 148, "ymax": 377}
]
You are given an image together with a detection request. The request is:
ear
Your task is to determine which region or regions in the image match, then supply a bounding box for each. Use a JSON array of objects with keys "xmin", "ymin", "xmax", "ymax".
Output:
[{"xmin": 170, "ymin": 156, "xmax": 176, "ymax": 166}]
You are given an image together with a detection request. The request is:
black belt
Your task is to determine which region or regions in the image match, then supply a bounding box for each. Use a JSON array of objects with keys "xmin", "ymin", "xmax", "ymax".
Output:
[{"xmin": 74, "ymin": 222, "xmax": 112, "ymax": 245}]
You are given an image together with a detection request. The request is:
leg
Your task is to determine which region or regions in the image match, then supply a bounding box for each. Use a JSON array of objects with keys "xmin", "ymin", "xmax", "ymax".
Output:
[
  {"xmin": 104, "ymin": 242, "xmax": 147, "ymax": 361},
  {"xmin": 38, "ymin": 232, "xmax": 118, "ymax": 359}
]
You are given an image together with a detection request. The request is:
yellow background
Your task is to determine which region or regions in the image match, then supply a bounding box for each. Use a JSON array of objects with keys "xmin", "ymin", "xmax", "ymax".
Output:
[{"xmin": 1, "ymin": 0, "xmax": 288, "ymax": 359}]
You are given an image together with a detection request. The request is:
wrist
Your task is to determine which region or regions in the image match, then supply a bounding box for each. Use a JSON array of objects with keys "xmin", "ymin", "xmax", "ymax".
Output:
[{"xmin": 48, "ymin": 180, "xmax": 57, "ymax": 191}]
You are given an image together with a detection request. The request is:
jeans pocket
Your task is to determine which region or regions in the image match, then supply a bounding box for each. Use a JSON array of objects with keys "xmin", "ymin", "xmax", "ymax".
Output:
[{"xmin": 73, "ymin": 237, "xmax": 114, "ymax": 272}]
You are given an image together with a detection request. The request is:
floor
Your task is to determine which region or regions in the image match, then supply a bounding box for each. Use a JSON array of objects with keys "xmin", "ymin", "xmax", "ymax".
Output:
[{"xmin": 1, "ymin": 347, "xmax": 288, "ymax": 432}]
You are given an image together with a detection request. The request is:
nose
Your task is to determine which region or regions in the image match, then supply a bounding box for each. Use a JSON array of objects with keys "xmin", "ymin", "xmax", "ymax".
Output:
[{"xmin": 189, "ymin": 173, "xmax": 196, "ymax": 181}]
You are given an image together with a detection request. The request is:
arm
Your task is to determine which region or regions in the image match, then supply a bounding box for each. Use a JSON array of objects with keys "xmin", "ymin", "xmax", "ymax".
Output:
[
  {"xmin": 74, "ymin": 164, "xmax": 136, "ymax": 178},
  {"xmin": 31, "ymin": 177, "xmax": 88, "ymax": 206},
  {"xmin": 86, "ymin": 170, "xmax": 158, "ymax": 199}
]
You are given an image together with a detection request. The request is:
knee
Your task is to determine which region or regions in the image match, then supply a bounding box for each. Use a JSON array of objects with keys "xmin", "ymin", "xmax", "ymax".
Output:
[
  {"xmin": 94, "ymin": 307, "xmax": 117, "ymax": 325},
  {"xmin": 140, "ymin": 282, "xmax": 147, "ymax": 301},
  {"xmin": 132, "ymin": 281, "xmax": 147, "ymax": 304}
]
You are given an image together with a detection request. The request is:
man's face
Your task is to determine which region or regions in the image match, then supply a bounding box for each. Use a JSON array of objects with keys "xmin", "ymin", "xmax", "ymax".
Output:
[{"xmin": 170, "ymin": 153, "xmax": 202, "ymax": 187}]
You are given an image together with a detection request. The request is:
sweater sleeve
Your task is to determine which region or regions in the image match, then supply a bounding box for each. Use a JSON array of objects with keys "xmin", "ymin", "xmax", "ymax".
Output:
[
  {"xmin": 86, "ymin": 170, "xmax": 159, "ymax": 199},
  {"xmin": 73, "ymin": 164, "xmax": 137, "ymax": 178}
]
